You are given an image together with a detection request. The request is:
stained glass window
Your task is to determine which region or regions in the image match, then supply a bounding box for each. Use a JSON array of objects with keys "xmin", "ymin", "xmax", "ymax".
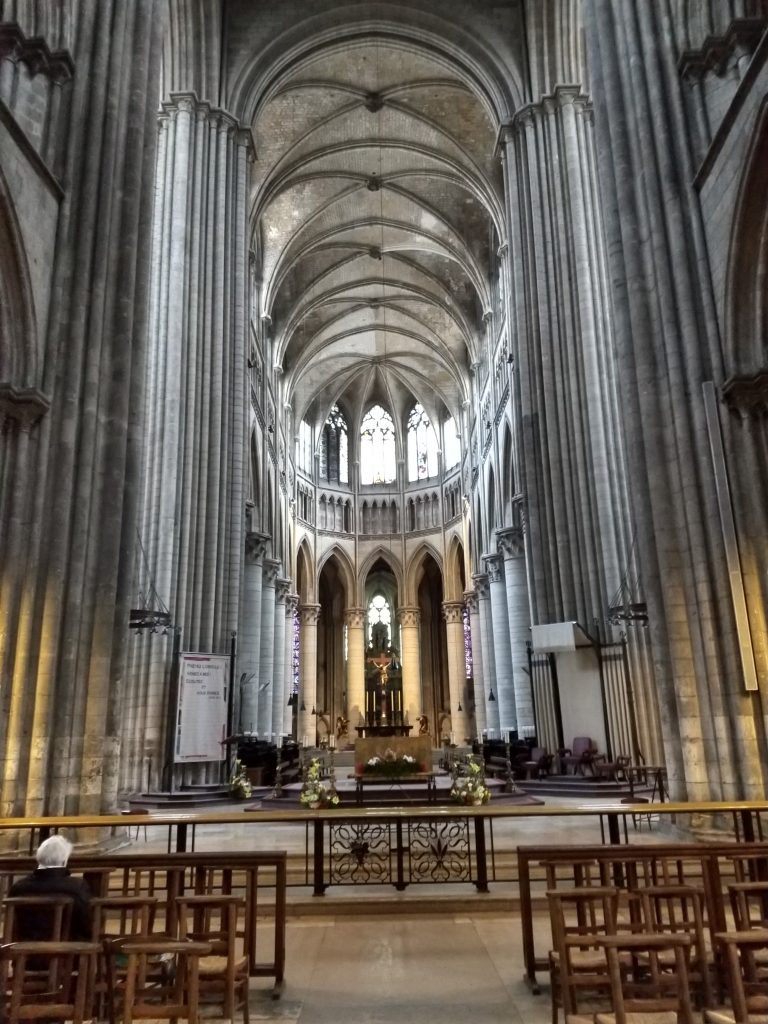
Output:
[
  {"xmin": 320, "ymin": 403, "xmax": 348, "ymax": 483},
  {"xmin": 443, "ymin": 416, "xmax": 460, "ymax": 470},
  {"xmin": 298, "ymin": 420, "xmax": 313, "ymax": 475},
  {"xmin": 292, "ymin": 609, "xmax": 300, "ymax": 690},
  {"xmin": 463, "ymin": 604, "xmax": 473, "ymax": 678},
  {"xmin": 360, "ymin": 404, "xmax": 396, "ymax": 484},
  {"xmin": 407, "ymin": 403, "xmax": 438, "ymax": 481},
  {"xmin": 367, "ymin": 593, "xmax": 392, "ymax": 647}
]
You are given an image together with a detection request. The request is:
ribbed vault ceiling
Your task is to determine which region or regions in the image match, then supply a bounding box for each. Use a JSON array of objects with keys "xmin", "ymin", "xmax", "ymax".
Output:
[{"xmin": 249, "ymin": 38, "xmax": 503, "ymax": 434}]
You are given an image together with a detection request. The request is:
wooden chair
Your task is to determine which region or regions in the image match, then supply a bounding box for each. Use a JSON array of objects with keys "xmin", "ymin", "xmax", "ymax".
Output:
[
  {"xmin": 176, "ymin": 893, "xmax": 250, "ymax": 1024},
  {"xmin": 593, "ymin": 933, "xmax": 696, "ymax": 1024},
  {"xmin": 705, "ymin": 929, "xmax": 768, "ymax": 1024},
  {"xmin": 91, "ymin": 896, "xmax": 160, "ymax": 1024},
  {"xmin": 633, "ymin": 883, "xmax": 714, "ymax": 1008},
  {"xmin": 547, "ymin": 886, "xmax": 620, "ymax": 1024},
  {"xmin": 560, "ymin": 738, "xmax": 599, "ymax": 776},
  {"xmin": 106, "ymin": 937, "xmax": 212, "ymax": 1024},
  {"xmin": 0, "ymin": 940, "xmax": 100, "ymax": 1024},
  {"xmin": 2, "ymin": 896, "xmax": 74, "ymax": 944}
]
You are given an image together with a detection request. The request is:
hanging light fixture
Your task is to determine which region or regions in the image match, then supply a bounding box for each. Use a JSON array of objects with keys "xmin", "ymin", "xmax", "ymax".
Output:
[
  {"xmin": 457, "ymin": 700, "xmax": 463, "ymax": 712},
  {"xmin": 488, "ymin": 688, "xmax": 496, "ymax": 702}
]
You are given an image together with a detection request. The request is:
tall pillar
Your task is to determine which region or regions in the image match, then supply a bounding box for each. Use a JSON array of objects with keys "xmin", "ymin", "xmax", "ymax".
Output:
[
  {"xmin": 397, "ymin": 607, "xmax": 422, "ymax": 725},
  {"xmin": 283, "ymin": 595, "xmax": 298, "ymax": 736},
  {"xmin": 298, "ymin": 604, "xmax": 321, "ymax": 744},
  {"xmin": 271, "ymin": 579, "xmax": 289, "ymax": 739},
  {"xmin": 256, "ymin": 558, "xmax": 279, "ymax": 736},
  {"xmin": 443, "ymin": 601, "xmax": 471, "ymax": 744},
  {"xmin": 129, "ymin": 90, "xmax": 252, "ymax": 790},
  {"xmin": 344, "ymin": 608, "xmax": 366, "ymax": 730},
  {"xmin": 485, "ymin": 554, "xmax": 517, "ymax": 737},
  {"xmin": 473, "ymin": 572, "xmax": 500, "ymax": 736},
  {"xmin": 238, "ymin": 533, "xmax": 266, "ymax": 732},
  {"xmin": 464, "ymin": 589, "xmax": 486, "ymax": 740},
  {"xmin": 497, "ymin": 526, "xmax": 532, "ymax": 728}
]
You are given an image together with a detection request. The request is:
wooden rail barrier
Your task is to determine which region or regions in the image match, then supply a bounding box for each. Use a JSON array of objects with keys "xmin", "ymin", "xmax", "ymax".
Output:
[
  {"xmin": 517, "ymin": 841, "xmax": 768, "ymax": 994},
  {"xmin": 0, "ymin": 851, "xmax": 287, "ymax": 997}
]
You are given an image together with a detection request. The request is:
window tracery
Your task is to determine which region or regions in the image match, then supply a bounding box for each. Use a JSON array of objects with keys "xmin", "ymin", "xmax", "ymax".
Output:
[
  {"xmin": 319, "ymin": 403, "xmax": 348, "ymax": 484},
  {"xmin": 360, "ymin": 404, "xmax": 396, "ymax": 484},
  {"xmin": 407, "ymin": 403, "xmax": 438, "ymax": 481}
]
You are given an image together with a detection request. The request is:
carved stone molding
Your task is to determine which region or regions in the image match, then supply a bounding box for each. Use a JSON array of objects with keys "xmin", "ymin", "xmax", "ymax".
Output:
[
  {"xmin": 679, "ymin": 18, "xmax": 765, "ymax": 78},
  {"xmin": 0, "ymin": 384, "xmax": 49, "ymax": 431},
  {"xmin": 275, "ymin": 578, "xmax": 291, "ymax": 604},
  {"xmin": 0, "ymin": 24, "xmax": 74, "ymax": 83},
  {"xmin": 285, "ymin": 593, "xmax": 299, "ymax": 617},
  {"xmin": 343, "ymin": 607, "xmax": 366, "ymax": 628},
  {"xmin": 497, "ymin": 526, "xmax": 525, "ymax": 559},
  {"xmin": 722, "ymin": 370, "xmax": 768, "ymax": 416},
  {"xmin": 442, "ymin": 600, "xmax": 464, "ymax": 625},
  {"xmin": 245, "ymin": 531, "xmax": 269, "ymax": 565},
  {"xmin": 484, "ymin": 553, "xmax": 504, "ymax": 584},
  {"xmin": 471, "ymin": 573, "xmax": 490, "ymax": 599},
  {"xmin": 397, "ymin": 606, "xmax": 421, "ymax": 628},
  {"xmin": 463, "ymin": 589, "xmax": 478, "ymax": 614},
  {"xmin": 299, "ymin": 603, "xmax": 322, "ymax": 625},
  {"xmin": 262, "ymin": 558, "xmax": 281, "ymax": 588}
]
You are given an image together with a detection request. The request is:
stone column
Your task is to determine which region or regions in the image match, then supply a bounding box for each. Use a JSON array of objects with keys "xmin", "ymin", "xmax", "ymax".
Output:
[
  {"xmin": 283, "ymin": 595, "xmax": 299, "ymax": 736},
  {"xmin": 344, "ymin": 608, "xmax": 366, "ymax": 730},
  {"xmin": 397, "ymin": 607, "xmax": 422, "ymax": 724},
  {"xmin": 443, "ymin": 601, "xmax": 471, "ymax": 744},
  {"xmin": 298, "ymin": 604, "xmax": 321, "ymax": 745},
  {"xmin": 497, "ymin": 526, "xmax": 532, "ymax": 728},
  {"xmin": 473, "ymin": 572, "xmax": 500, "ymax": 736},
  {"xmin": 238, "ymin": 534, "xmax": 267, "ymax": 732},
  {"xmin": 271, "ymin": 579, "xmax": 289, "ymax": 740},
  {"xmin": 129, "ymin": 91, "xmax": 252, "ymax": 790},
  {"xmin": 484, "ymin": 554, "xmax": 516, "ymax": 737},
  {"xmin": 256, "ymin": 558, "xmax": 279, "ymax": 736},
  {"xmin": 464, "ymin": 589, "xmax": 486, "ymax": 741}
]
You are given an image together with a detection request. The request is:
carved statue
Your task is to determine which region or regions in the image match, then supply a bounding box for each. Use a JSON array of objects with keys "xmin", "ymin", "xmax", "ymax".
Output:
[
  {"xmin": 370, "ymin": 621, "xmax": 388, "ymax": 653},
  {"xmin": 335, "ymin": 715, "xmax": 349, "ymax": 739},
  {"xmin": 417, "ymin": 714, "xmax": 429, "ymax": 736}
]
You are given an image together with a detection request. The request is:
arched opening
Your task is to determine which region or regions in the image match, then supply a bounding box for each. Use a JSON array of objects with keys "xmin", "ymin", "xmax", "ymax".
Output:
[
  {"xmin": 416, "ymin": 553, "xmax": 448, "ymax": 735},
  {"xmin": 317, "ymin": 556, "xmax": 348, "ymax": 734}
]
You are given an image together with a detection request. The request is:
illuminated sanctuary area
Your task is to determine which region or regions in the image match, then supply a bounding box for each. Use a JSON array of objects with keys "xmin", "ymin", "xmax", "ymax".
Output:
[{"xmin": 1, "ymin": 0, "xmax": 768, "ymax": 816}]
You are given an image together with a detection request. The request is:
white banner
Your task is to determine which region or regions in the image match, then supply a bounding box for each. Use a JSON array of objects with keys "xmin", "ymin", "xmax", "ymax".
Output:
[{"xmin": 174, "ymin": 653, "xmax": 229, "ymax": 763}]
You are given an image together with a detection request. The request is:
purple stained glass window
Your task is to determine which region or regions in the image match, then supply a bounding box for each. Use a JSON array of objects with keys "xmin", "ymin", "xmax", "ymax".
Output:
[
  {"xmin": 292, "ymin": 609, "xmax": 300, "ymax": 692},
  {"xmin": 463, "ymin": 604, "xmax": 472, "ymax": 678}
]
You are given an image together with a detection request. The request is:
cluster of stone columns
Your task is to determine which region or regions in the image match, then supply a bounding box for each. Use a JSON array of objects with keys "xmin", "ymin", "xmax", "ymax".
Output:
[{"xmin": 122, "ymin": 90, "xmax": 252, "ymax": 792}]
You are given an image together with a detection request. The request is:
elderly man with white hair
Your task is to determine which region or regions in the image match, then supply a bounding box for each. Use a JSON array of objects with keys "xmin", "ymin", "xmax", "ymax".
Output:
[{"xmin": 8, "ymin": 835, "xmax": 92, "ymax": 941}]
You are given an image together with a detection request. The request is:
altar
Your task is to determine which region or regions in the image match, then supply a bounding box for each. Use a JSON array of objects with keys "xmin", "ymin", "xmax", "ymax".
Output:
[{"xmin": 361, "ymin": 629, "xmax": 409, "ymax": 737}]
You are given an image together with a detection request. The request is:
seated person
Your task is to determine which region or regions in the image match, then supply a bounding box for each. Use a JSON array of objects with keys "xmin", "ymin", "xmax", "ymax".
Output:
[{"xmin": 8, "ymin": 835, "xmax": 92, "ymax": 941}]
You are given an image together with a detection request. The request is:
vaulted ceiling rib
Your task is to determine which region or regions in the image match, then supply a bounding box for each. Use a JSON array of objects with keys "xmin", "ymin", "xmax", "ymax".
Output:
[{"xmin": 250, "ymin": 38, "xmax": 502, "ymax": 432}]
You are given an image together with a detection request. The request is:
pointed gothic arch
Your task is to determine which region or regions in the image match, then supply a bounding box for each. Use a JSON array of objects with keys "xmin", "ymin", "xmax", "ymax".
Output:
[
  {"xmin": 296, "ymin": 538, "xmax": 314, "ymax": 602},
  {"xmin": 356, "ymin": 546, "xmax": 403, "ymax": 605},
  {"xmin": 444, "ymin": 535, "xmax": 466, "ymax": 602},
  {"xmin": 405, "ymin": 541, "xmax": 444, "ymax": 604},
  {"xmin": 500, "ymin": 419, "xmax": 514, "ymax": 524},
  {"xmin": 0, "ymin": 164, "xmax": 37, "ymax": 384},
  {"xmin": 317, "ymin": 544, "xmax": 356, "ymax": 599}
]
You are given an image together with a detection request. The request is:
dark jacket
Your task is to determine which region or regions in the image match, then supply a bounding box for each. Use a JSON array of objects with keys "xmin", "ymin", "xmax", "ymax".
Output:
[{"xmin": 8, "ymin": 867, "xmax": 92, "ymax": 942}]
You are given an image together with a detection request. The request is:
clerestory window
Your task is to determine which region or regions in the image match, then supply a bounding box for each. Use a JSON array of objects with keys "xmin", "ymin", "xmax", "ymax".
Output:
[
  {"xmin": 407, "ymin": 403, "xmax": 438, "ymax": 481},
  {"xmin": 360, "ymin": 404, "xmax": 396, "ymax": 484},
  {"xmin": 319, "ymin": 403, "xmax": 348, "ymax": 484}
]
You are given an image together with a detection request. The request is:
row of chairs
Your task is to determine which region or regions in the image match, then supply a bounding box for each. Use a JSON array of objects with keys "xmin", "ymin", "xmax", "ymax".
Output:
[
  {"xmin": 0, "ymin": 891, "xmax": 249, "ymax": 1024},
  {"xmin": 547, "ymin": 879, "xmax": 768, "ymax": 1023}
]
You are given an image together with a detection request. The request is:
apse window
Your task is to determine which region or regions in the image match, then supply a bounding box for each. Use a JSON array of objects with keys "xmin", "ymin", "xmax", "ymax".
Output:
[
  {"xmin": 367, "ymin": 593, "xmax": 392, "ymax": 648},
  {"xmin": 360, "ymin": 404, "xmax": 396, "ymax": 484},
  {"xmin": 443, "ymin": 416, "xmax": 460, "ymax": 470},
  {"xmin": 299, "ymin": 419, "xmax": 313, "ymax": 475},
  {"xmin": 407, "ymin": 403, "xmax": 438, "ymax": 481}
]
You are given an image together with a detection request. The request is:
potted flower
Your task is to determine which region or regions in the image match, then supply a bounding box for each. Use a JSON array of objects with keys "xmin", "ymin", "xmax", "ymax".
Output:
[
  {"xmin": 300, "ymin": 757, "xmax": 340, "ymax": 808},
  {"xmin": 229, "ymin": 759, "xmax": 253, "ymax": 800},
  {"xmin": 450, "ymin": 755, "xmax": 491, "ymax": 805},
  {"xmin": 362, "ymin": 748, "xmax": 418, "ymax": 778}
]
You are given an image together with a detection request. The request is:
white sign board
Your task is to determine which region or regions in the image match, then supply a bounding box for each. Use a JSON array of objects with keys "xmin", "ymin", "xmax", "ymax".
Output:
[{"xmin": 174, "ymin": 653, "xmax": 229, "ymax": 763}]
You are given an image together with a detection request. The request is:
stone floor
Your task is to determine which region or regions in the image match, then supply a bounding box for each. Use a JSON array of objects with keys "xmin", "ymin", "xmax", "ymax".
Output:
[{"xmin": 121, "ymin": 794, "xmax": 681, "ymax": 1023}]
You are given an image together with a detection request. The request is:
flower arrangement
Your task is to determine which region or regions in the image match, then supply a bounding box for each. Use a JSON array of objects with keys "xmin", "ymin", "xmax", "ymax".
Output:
[
  {"xmin": 229, "ymin": 759, "xmax": 253, "ymax": 800},
  {"xmin": 362, "ymin": 748, "xmax": 418, "ymax": 777},
  {"xmin": 300, "ymin": 757, "xmax": 340, "ymax": 808},
  {"xmin": 450, "ymin": 755, "xmax": 491, "ymax": 805}
]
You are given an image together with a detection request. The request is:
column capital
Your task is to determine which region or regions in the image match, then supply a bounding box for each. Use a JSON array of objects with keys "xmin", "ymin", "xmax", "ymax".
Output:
[
  {"xmin": 262, "ymin": 558, "xmax": 281, "ymax": 588},
  {"xmin": 275, "ymin": 578, "xmax": 291, "ymax": 604},
  {"xmin": 285, "ymin": 593, "xmax": 299, "ymax": 616},
  {"xmin": 397, "ymin": 606, "xmax": 421, "ymax": 628},
  {"xmin": 483, "ymin": 553, "xmax": 504, "ymax": 583},
  {"xmin": 245, "ymin": 531, "xmax": 270, "ymax": 564},
  {"xmin": 299, "ymin": 603, "xmax": 322, "ymax": 625},
  {"xmin": 471, "ymin": 572, "xmax": 490, "ymax": 599},
  {"xmin": 344, "ymin": 607, "xmax": 366, "ymax": 628},
  {"xmin": 442, "ymin": 600, "xmax": 465, "ymax": 625},
  {"xmin": 463, "ymin": 589, "xmax": 479, "ymax": 614},
  {"xmin": 497, "ymin": 526, "xmax": 525, "ymax": 559}
]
